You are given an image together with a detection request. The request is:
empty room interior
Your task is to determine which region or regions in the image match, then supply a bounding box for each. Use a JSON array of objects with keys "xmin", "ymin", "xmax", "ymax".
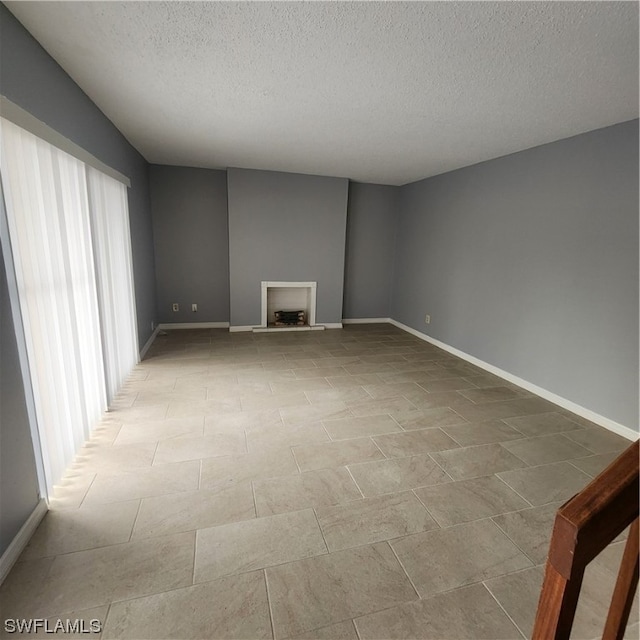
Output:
[{"xmin": 0, "ymin": 1, "xmax": 639, "ymax": 639}]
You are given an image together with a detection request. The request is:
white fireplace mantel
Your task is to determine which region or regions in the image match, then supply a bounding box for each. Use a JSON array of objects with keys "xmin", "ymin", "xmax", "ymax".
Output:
[{"xmin": 258, "ymin": 281, "xmax": 321, "ymax": 332}]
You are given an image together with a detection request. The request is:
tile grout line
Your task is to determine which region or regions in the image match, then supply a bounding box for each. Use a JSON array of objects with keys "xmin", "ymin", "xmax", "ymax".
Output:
[
  {"xmin": 150, "ymin": 439, "xmax": 161, "ymax": 467},
  {"xmin": 290, "ymin": 445, "xmax": 303, "ymax": 474},
  {"xmin": 351, "ymin": 619, "xmax": 363, "ymax": 640},
  {"xmin": 369, "ymin": 436, "xmax": 388, "ymax": 458},
  {"xmin": 128, "ymin": 498, "xmax": 144, "ymax": 542},
  {"xmin": 262, "ymin": 568, "xmax": 278, "ymax": 640},
  {"xmin": 426, "ymin": 452, "xmax": 456, "ymax": 483},
  {"xmin": 565, "ymin": 458, "xmax": 596, "ymax": 478},
  {"xmin": 344, "ymin": 464, "xmax": 366, "ymax": 499},
  {"xmin": 190, "ymin": 529, "xmax": 198, "ymax": 585},
  {"xmin": 494, "ymin": 473, "xmax": 535, "ymax": 508},
  {"xmin": 482, "ymin": 581, "xmax": 529, "ymax": 640},
  {"xmin": 317, "ymin": 419, "xmax": 333, "ymax": 445},
  {"xmin": 387, "ymin": 540, "xmax": 422, "ymax": 600},
  {"xmin": 250, "ymin": 478, "xmax": 259, "ymax": 519},
  {"xmin": 437, "ymin": 425, "xmax": 465, "ymax": 448},
  {"xmin": 99, "ymin": 602, "xmax": 113, "ymax": 638},
  {"xmin": 76, "ymin": 473, "xmax": 98, "ymax": 509},
  {"xmin": 410, "ymin": 488, "xmax": 443, "ymax": 527},
  {"xmin": 242, "ymin": 428, "xmax": 249, "ymax": 457},
  {"xmin": 490, "ymin": 516, "xmax": 543, "ymax": 567},
  {"xmin": 311, "ymin": 507, "xmax": 331, "ymax": 555}
]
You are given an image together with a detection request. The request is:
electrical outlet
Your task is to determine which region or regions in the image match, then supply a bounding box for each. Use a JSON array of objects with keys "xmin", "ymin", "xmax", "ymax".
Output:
[
  {"xmin": 425, "ymin": 314, "xmax": 431, "ymax": 324},
  {"xmin": 172, "ymin": 303, "xmax": 179, "ymax": 312},
  {"xmin": 192, "ymin": 303, "xmax": 197, "ymax": 312}
]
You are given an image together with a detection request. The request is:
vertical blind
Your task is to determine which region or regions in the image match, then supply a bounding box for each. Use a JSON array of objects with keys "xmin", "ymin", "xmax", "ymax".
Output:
[
  {"xmin": 0, "ymin": 118, "xmax": 138, "ymax": 498},
  {"xmin": 87, "ymin": 167, "xmax": 138, "ymax": 404}
]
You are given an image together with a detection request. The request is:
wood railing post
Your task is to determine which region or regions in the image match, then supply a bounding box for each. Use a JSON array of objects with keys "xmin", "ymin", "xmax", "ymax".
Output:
[
  {"xmin": 532, "ymin": 513, "xmax": 586, "ymax": 639},
  {"xmin": 602, "ymin": 517, "xmax": 639, "ymax": 640},
  {"xmin": 532, "ymin": 439, "xmax": 639, "ymax": 640}
]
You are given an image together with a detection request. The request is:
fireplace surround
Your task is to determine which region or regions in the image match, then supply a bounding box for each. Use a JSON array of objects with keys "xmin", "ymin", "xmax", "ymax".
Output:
[{"xmin": 257, "ymin": 281, "xmax": 323, "ymax": 332}]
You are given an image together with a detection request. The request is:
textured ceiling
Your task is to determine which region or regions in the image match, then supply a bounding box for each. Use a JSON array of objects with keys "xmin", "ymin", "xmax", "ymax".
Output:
[{"xmin": 5, "ymin": 1, "xmax": 639, "ymax": 185}]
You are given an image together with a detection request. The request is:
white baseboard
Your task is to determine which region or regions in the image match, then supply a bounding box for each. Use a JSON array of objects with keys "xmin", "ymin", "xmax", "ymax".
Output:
[
  {"xmin": 229, "ymin": 325, "xmax": 255, "ymax": 333},
  {"xmin": 322, "ymin": 323, "xmax": 343, "ymax": 329},
  {"xmin": 157, "ymin": 322, "xmax": 230, "ymax": 330},
  {"xmin": 342, "ymin": 318, "xmax": 391, "ymax": 324},
  {"xmin": 389, "ymin": 319, "xmax": 638, "ymax": 441},
  {"xmin": 139, "ymin": 326, "xmax": 160, "ymax": 360},
  {"xmin": 0, "ymin": 499, "xmax": 47, "ymax": 585}
]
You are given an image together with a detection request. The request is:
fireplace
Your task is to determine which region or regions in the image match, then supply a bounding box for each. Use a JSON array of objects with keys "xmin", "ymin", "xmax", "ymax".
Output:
[{"xmin": 257, "ymin": 281, "xmax": 323, "ymax": 331}]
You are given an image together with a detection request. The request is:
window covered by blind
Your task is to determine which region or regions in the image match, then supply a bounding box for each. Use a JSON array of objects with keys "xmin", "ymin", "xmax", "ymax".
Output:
[
  {"xmin": 0, "ymin": 118, "xmax": 138, "ymax": 497},
  {"xmin": 87, "ymin": 167, "xmax": 138, "ymax": 404}
]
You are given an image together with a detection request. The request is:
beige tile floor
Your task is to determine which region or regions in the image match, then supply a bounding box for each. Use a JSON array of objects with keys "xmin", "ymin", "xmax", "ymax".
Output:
[{"xmin": 1, "ymin": 324, "xmax": 638, "ymax": 639}]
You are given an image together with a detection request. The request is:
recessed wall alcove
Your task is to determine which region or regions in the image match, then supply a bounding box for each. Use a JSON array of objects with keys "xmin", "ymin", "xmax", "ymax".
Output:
[{"xmin": 227, "ymin": 168, "xmax": 349, "ymax": 330}]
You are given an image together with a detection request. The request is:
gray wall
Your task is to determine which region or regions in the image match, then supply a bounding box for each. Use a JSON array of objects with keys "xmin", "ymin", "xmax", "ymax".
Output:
[
  {"xmin": 393, "ymin": 120, "xmax": 639, "ymax": 430},
  {"xmin": 149, "ymin": 166, "xmax": 229, "ymax": 324},
  {"xmin": 0, "ymin": 242, "xmax": 40, "ymax": 556},
  {"xmin": 227, "ymin": 168, "xmax": 349, "ymax": 326},
  {"xmin": 0, "ymin": 4, "xmax": 157, "ymax": 348},
  {"xmin": 343, "ymin": 182, "xmax": 399, "ymax": 319}
]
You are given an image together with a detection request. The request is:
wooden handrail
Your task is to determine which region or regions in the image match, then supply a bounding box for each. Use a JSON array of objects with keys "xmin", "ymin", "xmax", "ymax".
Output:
[{"xmin": 532, "ymin": 438, "xmax": 639, "ymax": 639}]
